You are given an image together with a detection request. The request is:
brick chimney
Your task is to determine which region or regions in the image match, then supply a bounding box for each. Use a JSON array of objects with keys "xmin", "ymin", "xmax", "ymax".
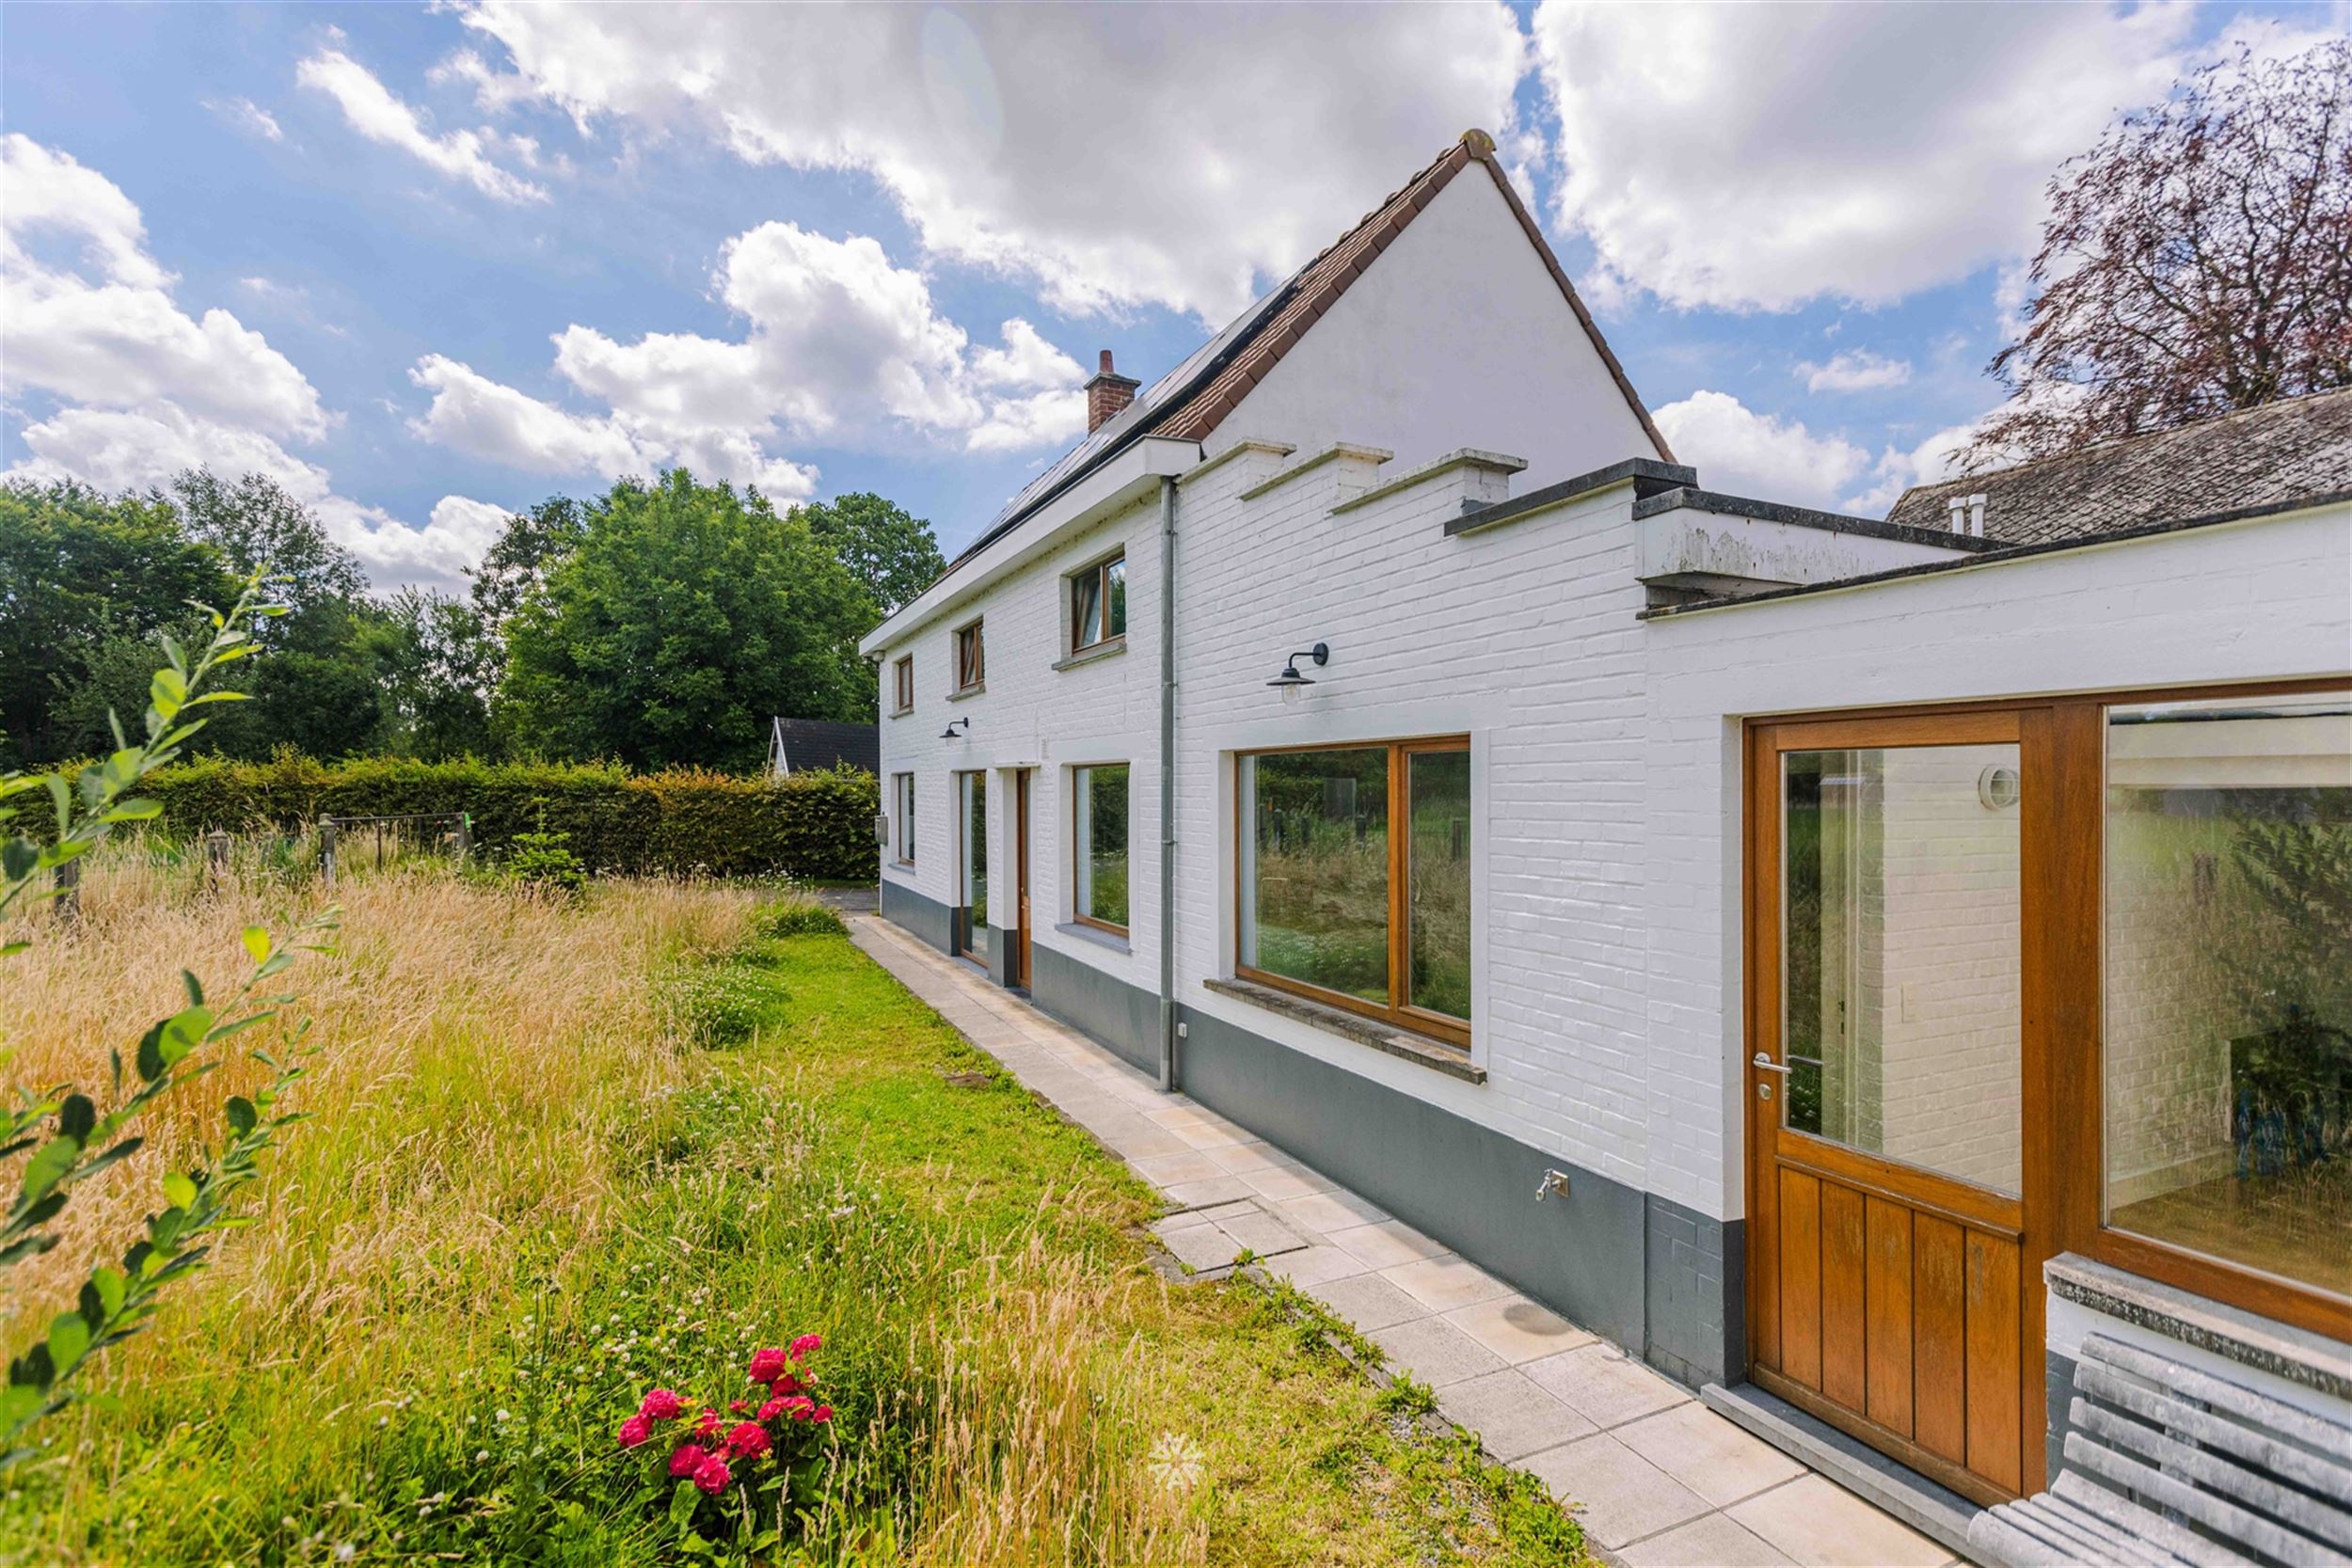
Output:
[{"xmin": 1084, "ymin": 349, "xmax": 1140, "ymax": 434}]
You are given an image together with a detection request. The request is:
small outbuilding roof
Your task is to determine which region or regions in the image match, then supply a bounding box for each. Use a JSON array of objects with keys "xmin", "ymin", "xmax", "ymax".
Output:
[
  {"xmin": 768, "ymin": 718, "xmax": 880, "ymax": 778},
  {"xmin": 1885, "ymin": 388, "xmax": 2352, "ymax": 546}
]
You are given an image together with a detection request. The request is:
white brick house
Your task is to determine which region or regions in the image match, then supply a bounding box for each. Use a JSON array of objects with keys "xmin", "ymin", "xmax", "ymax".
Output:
[{"xmin": 860, "ymin": 133, "xmax": 2352, "ymax": 1530}]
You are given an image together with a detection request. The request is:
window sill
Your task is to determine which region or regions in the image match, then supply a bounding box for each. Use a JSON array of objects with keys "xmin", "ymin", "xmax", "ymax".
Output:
[
  {"xmin": 1055, "ymin": 920, "xmax": 1131, "ymax": 954},
  {"xmin": 1053, "ymin": 638, "xmax": 1126, "ymax": 673},
  {"xmin": 889, "ymin": 705, "xmax": 914, "ymax": 719},
  {"xmin": 1202, "ymin": 977, "xmax": 1484, "ymax": 1085},
  {"xmin": 947, "ymin": 684, "xmax": 986, "ymax": 703}
]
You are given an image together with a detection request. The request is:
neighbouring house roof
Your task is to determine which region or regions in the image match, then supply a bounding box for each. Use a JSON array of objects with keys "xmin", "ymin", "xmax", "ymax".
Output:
[
  {"xmin": 768, "ymin": 718, "xmax": 880, "ymax": 777},
  {"xmin": 939, "ymin": 129, "xmax": 1669, "ymax": 578},
  {"xmin": 1885, "ymin": 388, "xmax": 2352, "ymax": 546}
]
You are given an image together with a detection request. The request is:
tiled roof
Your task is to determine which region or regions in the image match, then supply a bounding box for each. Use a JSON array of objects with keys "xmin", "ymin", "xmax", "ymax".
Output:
[
  {"xmin": 944, "ymin": 130, "xmax": 1667, "ymax": 573},
  {"xmin": 769, "ymin": 719, "xmax": 879, "ymax": 776},
  {"xmin": 1884, "ymin": 388, "xmax": 2352, "ymax": 545}
]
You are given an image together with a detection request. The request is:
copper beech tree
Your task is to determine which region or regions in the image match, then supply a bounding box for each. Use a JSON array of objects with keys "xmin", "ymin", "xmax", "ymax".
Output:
[{"xmin": 1965, "ymin": 40, "xmax": 2351, "ymax": 468}]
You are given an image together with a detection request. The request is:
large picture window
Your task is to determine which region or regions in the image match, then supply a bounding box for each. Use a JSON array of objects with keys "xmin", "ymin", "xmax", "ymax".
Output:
[
  {"xmin": 955, "ymin": 621, "xmax": 985, "ymax": 692},
  {"xmin": 894, "ymin": 772, "xmax": 915, "ymax": 864},
  {"xmin": 2102, "ymin": 691, "xmax": 2351, "ymax": 1300},
  {"xmin": 1237, "ymin": 738, "xmax": 1470, "ymax": 1046},
  {"xmin": 1071, "ymin": 554, "xmax": 1126, "ymax": 655},
  {"xmin": 1073, "ymin": 764, "xmax": 1130, "ymax": 933}
]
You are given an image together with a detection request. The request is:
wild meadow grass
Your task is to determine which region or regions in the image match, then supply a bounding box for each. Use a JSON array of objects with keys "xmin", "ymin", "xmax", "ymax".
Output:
[{"xmin": 0, "ymin": 847, "xmax": 1582, "ymax": 1565}]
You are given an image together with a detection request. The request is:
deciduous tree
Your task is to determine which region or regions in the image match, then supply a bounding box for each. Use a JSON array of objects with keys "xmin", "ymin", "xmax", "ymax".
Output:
[{"xmin": 1966, "ymin": 40, "xmax": 2351, "ymax": 467}]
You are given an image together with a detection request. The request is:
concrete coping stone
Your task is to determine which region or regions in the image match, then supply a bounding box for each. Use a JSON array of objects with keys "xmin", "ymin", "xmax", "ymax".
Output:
[
  {"xmin": 1446, "ymin": 456, "xmax": 1694, "ymax": 538},
  {"xmin": 1237, "ymin": 441, "xmax": 1396, "ymax": 501},
  {"xmin": 1329, "ymin": 447, "xmax": 1529, "ymax": 517},
  {"xmin": 1177, "ymin": 436, "xmax": 1297, "ymax": 489},
  {"xmin": 2046, "ymin": 1252, "xmax": 2352, "ymax": 1400},
  {"xmin": 1200, "ymin": 976, "xmax": 1485, "ymax": 1084}
]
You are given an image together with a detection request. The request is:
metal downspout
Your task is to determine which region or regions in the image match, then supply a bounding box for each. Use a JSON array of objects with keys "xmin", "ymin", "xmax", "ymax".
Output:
[{"xmin": 1157, "ymin": 473, "xmax": 1179, "ymax": 1092}]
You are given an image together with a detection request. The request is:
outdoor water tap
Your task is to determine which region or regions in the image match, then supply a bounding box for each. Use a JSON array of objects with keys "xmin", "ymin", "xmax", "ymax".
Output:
[{"xmin": 1534, "ymin": 1169, "xmax": 1572, "ymax": 1202}]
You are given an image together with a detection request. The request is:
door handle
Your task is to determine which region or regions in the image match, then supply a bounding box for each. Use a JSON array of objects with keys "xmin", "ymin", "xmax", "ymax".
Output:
[{"xmin": 1752, "ymin": 1053, "xmax": 1791, "ymax": 1075}]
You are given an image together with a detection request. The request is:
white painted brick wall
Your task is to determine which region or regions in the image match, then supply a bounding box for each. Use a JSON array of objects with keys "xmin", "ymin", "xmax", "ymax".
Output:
[{"xmin": 878, "ymin": 430, "xmax": 2350, "ymax": 1228}]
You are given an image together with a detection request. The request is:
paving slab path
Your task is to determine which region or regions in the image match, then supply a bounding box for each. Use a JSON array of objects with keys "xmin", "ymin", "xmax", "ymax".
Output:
[{"xmin": 848, "ymin": 914, "xmax": 1967, "ymax": 1568}]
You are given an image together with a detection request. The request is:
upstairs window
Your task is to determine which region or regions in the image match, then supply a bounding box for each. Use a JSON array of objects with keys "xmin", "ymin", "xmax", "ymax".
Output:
[
  {"xmin": 955, "ymin": 621, "xmax": 986, "ymax": 692},
  {"xmin": 1071, "ymin": 554, "xmax": 1126, "ymax": 655},
  {"xmin": 892, "ymin": 655, "xmax": 914, "ymax": 714}
]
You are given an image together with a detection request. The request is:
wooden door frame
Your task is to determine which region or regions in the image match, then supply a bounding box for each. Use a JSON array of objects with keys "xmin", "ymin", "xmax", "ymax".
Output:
[
  {"xmin": 1742, "ymin": 705, "xmax": 2056, "ymax": 1505},
  {"xmin": 1011, "ymin": 768, "xmax": 1033, "ymax": 990}
]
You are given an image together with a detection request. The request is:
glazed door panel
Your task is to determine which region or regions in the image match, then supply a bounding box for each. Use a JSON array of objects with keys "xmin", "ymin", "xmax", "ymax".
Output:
[{"xmin": 1747, "ymin": 711, "xmax": 2049, "ymax": 1506}]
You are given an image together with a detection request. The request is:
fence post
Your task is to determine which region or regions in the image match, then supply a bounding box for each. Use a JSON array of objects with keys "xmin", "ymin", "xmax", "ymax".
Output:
[
  {"xmin": 456, "ymin": 812, "xmax": 474, "ymax": 861},
  {"xmin": 206, "ymin": 831, "xmax": 231, "ymax": 883},
  {"xmin": 54, "ymin": 858, "xmax": 79, "ymax": 924},
  {"xmin": 319, "ymin": 816, "xmax": 337, "ymax": 888}
]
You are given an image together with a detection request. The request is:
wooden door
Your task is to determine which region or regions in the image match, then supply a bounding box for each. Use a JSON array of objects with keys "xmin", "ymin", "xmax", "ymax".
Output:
[
  {"xmin": 1747, "ymin": 710, "xmax": 2054, "ymax": 1505},
  {"xmin": 1011, "ymin": 768, "xmax": 1033, "ymax": 989}
]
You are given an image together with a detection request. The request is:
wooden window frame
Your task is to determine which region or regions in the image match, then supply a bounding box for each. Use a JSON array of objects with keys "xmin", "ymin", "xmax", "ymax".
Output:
[
  {"xmin": 954, "ymin": 620, "xmax": 985, "ymax": 693},
  {"xmin": 1071, "ymin": 762, "xmax": 1131, "ymax": 937},
  {"xmin": 1069, "ymin": 552, "xmax": 1126, "ymax": 657},
  {"xmin": 893, "ymin": 771, "xmax": 916, "ymax": 866},
  {"xmin": 1741, "ymin": 675, "xmax": 2352, "ymax": 1353},
  {"xmin": 892, "ymin": 654, "xmax": 914, "ymax": 715},
  {"xmin": 1234, "ymin": 736, "xmax": 1471, "ymax": 1051}
]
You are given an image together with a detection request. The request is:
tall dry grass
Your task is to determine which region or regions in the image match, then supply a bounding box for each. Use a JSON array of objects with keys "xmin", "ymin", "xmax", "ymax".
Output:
[{"xmin": 1, "ymin": 842, "xmax": 756, "ymax": 1501}]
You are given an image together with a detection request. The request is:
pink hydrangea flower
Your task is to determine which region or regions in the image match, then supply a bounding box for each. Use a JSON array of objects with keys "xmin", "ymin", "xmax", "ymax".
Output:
[
  {"xmin": 779, "ymin": 1395, "xmax": 815, "ymax": 1421},
  {"xmin": 810, "ymin": 1403, "xmax": 834, "ymax": 1424},
  {"xmin": 724, "ymin": 1420, "xmax": 771, "ymax": 1459},
  {"xmin": 616, "ymin": 1415, "xmax": 653, "ymax": 1449},
  {"xmin": 639, "ymin": 1388, "xmax": 686, "ymax": 1421},
  {"xmin": 770, "ymin": 1371, "xmax": 804, "ymax": 1397},
  {"xmin": 692, "ymin": 1408, "xmax": 723, "ymax": 1440},
  {"xmin": 727, "ymin": 1400, "xmax": 747, "ymax": 1415},
  {"xmin": 692, "ymin": 1452, "xmax": 732, "ymax": 1496},
  {"xmin": 747, "ymin": 1347, "xmax": 790, "ymax": 1384},
  {"xmin": 788, "ymin": 1333, "xmax": 822, "ymax": 1361},
  {"xmin": 668, "ymin": 1443, "xmax": 707, "ymax": 1479},
  {"xmin": 756, "ymin": 1396, "xmax": 787, "ymax": 1421}
]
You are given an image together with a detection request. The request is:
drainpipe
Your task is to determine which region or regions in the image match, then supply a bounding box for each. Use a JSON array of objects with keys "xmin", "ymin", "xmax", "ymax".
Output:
[{"xmin": 1157, "ymin": 473, "xmax": 1180, "ymax": 1092}]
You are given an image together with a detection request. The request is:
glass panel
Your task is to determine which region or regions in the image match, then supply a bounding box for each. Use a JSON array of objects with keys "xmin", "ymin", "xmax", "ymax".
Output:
[
  {"xmin": 2103, "ymin": 693, "xmax": 2352, "ymax": 1297},
  {"xmin": 1073, "ymin": 571, "xmax": 1103, "ymax": 649},
  {"xmin": 1782, "ymin": 743, "xmax": 2024, "ymax": 1195},
  {"xmin": 898, "ymin": 774, "xmax": 915, "ymax": 863},
  {"xmin": 1104, "ymin": 559, "xmax": 1126, "ymax": 640},
  {"xmin": 1074, "ymin": 764, "xmax": 1130, "ymax": 927},
  {"xmin": 1407, "ymin": 750, "xmax": 1471, "ymax": 1021},
  {"xmin": 1241, "ymin": 748, "xmax": 1390, "ymax": 1005},
  {"xmin": 961, "ymin": 773, "xmax": 988, "ymax": 958}
]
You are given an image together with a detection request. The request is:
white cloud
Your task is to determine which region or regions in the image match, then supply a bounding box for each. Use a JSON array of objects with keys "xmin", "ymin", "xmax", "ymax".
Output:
[
  {"xmin": 410, "ymin": 223, "xmax": 1088, "ymax": 490},
  {"xmin": 1797, "ymin": 349, "xmax": 1911, "ymax": 394},
  {"xmin": 1532, "ymin": 3, "xmax": 2197, "ymax": 310},
  {"xmin": 206, "ymin": 97, "xmax": 284, "ymax": 141},
  {"xmin": 408, "ymin": 355, "xmax": 657, "ymax": 477},
  {"xmin": 453, "ymin": 3, "xmax": 1528, "ymax": 322},
  {"xmin": 1652, "ymin": 389, "xmax": 1871, "ymax": 512},
  {"xmin": 297, "ymin": 45, "xmax": 548, "ymax": 205},
  {"xmin": 0, "ymin": 136, "xmax": 475, "ymax": 592},
  {"xmin": 971, "ymin": 318, "xmax": 1081, "ymax": 393},
  {"xmin": 1, "ymin": 133, "xmax": 170, "ymax": 290}
]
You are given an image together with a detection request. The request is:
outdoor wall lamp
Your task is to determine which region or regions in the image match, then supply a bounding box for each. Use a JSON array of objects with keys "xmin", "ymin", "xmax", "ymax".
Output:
[
  {"xmin": 941, "ymin": 717, "xmax": 971, "ymax": 740},
  {"xmin": 1266, "ymin": 642, "xmax": 1329, "ymax": 689}
]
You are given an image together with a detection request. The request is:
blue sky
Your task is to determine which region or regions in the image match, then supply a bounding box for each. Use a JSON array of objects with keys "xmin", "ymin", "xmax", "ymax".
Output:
[{"xmin": 3, "ymin": 3, "xmax": 2333, "ymax": 590}]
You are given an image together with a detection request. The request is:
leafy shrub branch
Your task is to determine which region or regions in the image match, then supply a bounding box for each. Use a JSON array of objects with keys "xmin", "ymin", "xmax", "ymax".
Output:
[{"xmin": 0, "ymin": 576, "xmax": 335, "ymax": 1465}]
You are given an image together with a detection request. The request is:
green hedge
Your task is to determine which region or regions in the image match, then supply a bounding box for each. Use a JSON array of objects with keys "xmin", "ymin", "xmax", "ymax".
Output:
[{"xmin": 127, "ymin": 754, "xmax": 879, "ymax": 880}]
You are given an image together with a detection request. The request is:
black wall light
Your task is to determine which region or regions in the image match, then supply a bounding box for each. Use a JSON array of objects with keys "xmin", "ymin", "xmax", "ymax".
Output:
[
  {"xmin": 1267, "ymin": 642, "xmax": 1329, "ymax": 689},
  {"xmin": 941, "ymin": 717, "xmax": 971, "ymax": 740}
]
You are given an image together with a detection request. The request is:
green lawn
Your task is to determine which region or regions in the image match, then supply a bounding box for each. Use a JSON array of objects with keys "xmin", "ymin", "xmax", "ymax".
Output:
[{"xmin": 2, "ymin": 869, "xmax": 1581, "ymax": 1566}]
